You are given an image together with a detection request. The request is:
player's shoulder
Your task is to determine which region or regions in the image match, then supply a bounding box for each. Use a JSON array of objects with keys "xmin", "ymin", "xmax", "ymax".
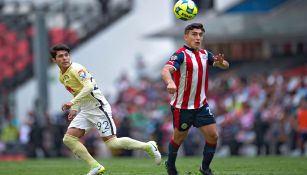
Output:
[
  {"xmin": 175, "ymin": 47, "xmax": 186, "ymax": 54},
  {"xmin": 71, "ymin": 62, "xmax": 85, "ymax": 70},
  {"xmin": 69, "ymin": 62, "xmax": 89, "ymax": 78},
  {"xmin": 170, "ymin": 49, "xmax": 185, "ymax": 62},
  {"xmin": 171, "ymin": 47, "xmax": 187, "ymax": 58},
  {"xmin": 200, "ymin": 49, "xmax": 209, "ymax": 55},
  {"xmin": 67, "ymin": 63, "xmax": 87, "ymax": 76},
  {"xmin": 69, "ymin": 62, "xmax": 87, "ymax": 72},
  {"xmin": 200, "ymin": 49, "xmax": 214, "ymax": 58}
]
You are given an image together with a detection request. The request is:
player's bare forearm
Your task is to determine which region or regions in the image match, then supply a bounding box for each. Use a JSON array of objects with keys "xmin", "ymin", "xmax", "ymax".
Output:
[
  {"xmin": 161, "ymin": 65, "xmax": 174, "ymax": 85},
  {"xmin": 161, "ymin": 65, "xmax": 177, "ymax": 94}
]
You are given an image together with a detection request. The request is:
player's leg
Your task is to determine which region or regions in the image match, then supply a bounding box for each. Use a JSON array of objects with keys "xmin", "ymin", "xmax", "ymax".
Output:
[
  {"xmin": 103, "ymin": 135, "xmax": 161, "ymax": 164},
  {"xmin": 195, "ymin": 105, "xmax": 218, "ymax": 175},
  {"xmin": 92, "ymin": 107, "xmax": 161, "ymax": 164},
  {"xmin": 198, "ymin": 124, "xmax": 218, "ymax": 175},
  {"xmin": 166, "ymin": 107, "xmax": 192, "ymax": 175},
  {"xmin": 300, "ymin": 133, "xmax": 307, "ymax": 155},
  {"xmin": 63, "ymin": 112, "xmax": 105, "ymax": 175},
  {"xmin": 165, "ymin": 128, "xmax": 189, "ymax": 175}
]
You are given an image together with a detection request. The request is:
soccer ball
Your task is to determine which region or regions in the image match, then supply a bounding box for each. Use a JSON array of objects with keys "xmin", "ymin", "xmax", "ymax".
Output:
[{"xmin": 173, "ymin": 0, "xmax": 198, "ymax": 21}]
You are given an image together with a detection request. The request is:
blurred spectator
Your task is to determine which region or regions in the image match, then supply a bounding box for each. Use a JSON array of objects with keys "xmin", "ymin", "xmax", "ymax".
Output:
[
  {"xmin": 53, "ymin": 111, "xmax": 69, "ymax": 157},
  {"xmin": 19, "ymin": 119, "xmax": 31, "ymax": 153},
  {"xmin": 183, "ymin": 128, "xmax": 202, "ymax": 156},
  {"xmin": 27, "ymin": 111, "xmax": 50, "ymax": 158},
  {"xmin": 117, "ymin": 117, "xmax": 133, "ymax": 157},
  {"xmin": 1, "ymin": 120, "xmax": 19, "ymax": 144},
  {"xmin": 254, "ymin": 104, "xmax": 270, "ymax": 155},
  {"xmin": 0, "ymin": 1, "xmax": 4, "ymax": 11},
  {"xmin": 297, "ymin": 97, "xmax": 307, "ymax": 155},
  {"xmin": 160, "ymin": 116, "xmax": 173, "ymax": 155},
  {"xmin": 98, "ymin": 0, "xmax": 109, "ymax": 16},
  {"xmin": 135, "ymin": 54, "xmax": 147, "ymax": 80},
  {"xmin": 116, "ymin": 71, "xmax": 130, "ymax": 93},
  {"xmin": 0, "ymin": 112, "xmax": 20, "ymax": 155}
]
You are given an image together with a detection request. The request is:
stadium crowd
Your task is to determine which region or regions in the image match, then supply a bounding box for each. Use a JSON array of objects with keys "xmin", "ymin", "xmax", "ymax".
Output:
[{"xmin": 0, "ymin": 63, "xmax": 306, "ymax": 159}]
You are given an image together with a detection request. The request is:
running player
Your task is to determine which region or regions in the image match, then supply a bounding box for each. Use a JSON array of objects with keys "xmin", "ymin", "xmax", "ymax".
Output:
[{"xmin": 50, "ymin": 44, "xmax": 161, "ymax": 175}]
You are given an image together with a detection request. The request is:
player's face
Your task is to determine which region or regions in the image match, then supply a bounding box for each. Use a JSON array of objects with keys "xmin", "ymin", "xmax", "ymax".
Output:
[
  {"xmin": 184, "ymin": 29, "xmax": 203, "ymax": 51},
  {"xmin": 52, "ymin": 50, "xmax": 71, "ymax": 71}
]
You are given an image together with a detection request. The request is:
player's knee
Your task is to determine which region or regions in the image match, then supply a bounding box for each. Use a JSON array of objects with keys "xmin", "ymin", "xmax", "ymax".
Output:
[
  {"xmin": 63, "ymin": 135, "xmax": 69, "ymax": 145},
  {"xmin": 174, "ymin": 130, "xmax": 188, "ymax": 144},
  {"xmin": 174, "ymin": 137, "xmax": 185, "ymax": 145},
  {"xmin": 105, "ymin": 137, "xmax": 121, "ymax": 149},
  {"xmin": 214, "ymin": 133, "xmax": 219, "ymax": 142},
  {"xmin": 208, "ymin": 132, "xmax": 218, "ymax": 142},
  {"xmin": 63, "ymin": 134, "xmax": 77, "ymax": 146}
]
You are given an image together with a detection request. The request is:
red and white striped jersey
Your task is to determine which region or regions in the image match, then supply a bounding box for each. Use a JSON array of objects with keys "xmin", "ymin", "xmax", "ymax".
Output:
[{"xmin": 166, "ymin": 45, "xmax": 214, "ymax": 109}]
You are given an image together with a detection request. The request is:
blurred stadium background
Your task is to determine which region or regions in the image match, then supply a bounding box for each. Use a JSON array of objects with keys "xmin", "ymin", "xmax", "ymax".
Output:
[{"xmin": 0, "ymin": 0, "xmax": 306, "ymax": 169}]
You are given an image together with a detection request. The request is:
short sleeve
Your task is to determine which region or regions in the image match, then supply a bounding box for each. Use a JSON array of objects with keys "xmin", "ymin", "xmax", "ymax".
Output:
[
  {"xmin": 166, "ymin": 52, "xmax": 185, "ymax": 71},
  {"xmin": 207, "ymin": 51, "xmax": 214, "ymax": 66}
]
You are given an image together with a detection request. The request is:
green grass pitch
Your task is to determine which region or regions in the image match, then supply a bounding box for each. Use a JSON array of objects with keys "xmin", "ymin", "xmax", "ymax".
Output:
[{"xmin": 0, "ymin": 156, "xmax": 306, "ymax": 175}]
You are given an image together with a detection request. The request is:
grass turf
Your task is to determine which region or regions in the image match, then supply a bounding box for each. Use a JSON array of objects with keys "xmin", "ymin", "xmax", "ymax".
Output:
[{"xmin": 0, "ymin": 156, "xmax": 306, "ymax": 175}]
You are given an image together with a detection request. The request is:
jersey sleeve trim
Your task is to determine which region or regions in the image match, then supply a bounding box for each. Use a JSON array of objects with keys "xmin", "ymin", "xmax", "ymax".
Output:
[{"xmin": 207, "ymin": 50, "xmax": 214, "ymax": 65}]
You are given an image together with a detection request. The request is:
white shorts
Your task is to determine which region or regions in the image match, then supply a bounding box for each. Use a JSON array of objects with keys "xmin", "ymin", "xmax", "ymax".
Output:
[{"xmin": 68, "ymin": 107, "xmax": 117, "ymax": 137}]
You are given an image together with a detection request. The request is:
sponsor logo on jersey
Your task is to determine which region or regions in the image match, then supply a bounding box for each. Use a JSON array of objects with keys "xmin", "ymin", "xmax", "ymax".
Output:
[
  {"xmin": 63, "ymin": 75, "xmax": 69, "ymax": 80},
  {"xmin": 78, "ymin": 69, "xmax": 86, "ymax": 79}
]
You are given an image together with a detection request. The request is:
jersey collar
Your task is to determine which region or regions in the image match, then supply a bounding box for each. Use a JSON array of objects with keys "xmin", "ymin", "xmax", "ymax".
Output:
[
  {"xmin": 184, "ymin": 45, "xmax": 196, "ymax": 52},
  {"xmin": 61, "ymin": 62, "xmax": 73, "ymax": 75}
]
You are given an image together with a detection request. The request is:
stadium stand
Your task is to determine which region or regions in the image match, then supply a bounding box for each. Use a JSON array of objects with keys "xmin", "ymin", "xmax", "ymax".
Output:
[
  {"xmin": 0, "ymin": 0, "xmax": 133, "ymax": 159},
  {"xmin": 0, "ymin": 0, "xmax": 132, "ymax": 92},
  {"xmin": 226, "ymin": 0, "xmax": 288, "ymax": 13}
]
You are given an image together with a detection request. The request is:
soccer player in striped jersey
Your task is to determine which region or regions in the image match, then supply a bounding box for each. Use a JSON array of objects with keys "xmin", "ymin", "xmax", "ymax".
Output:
[
  {"xmin": 161, "ymin": 23, "xmax": 229, "ymax": 175},
  {"xmin": 50, "ymin": 44, "xmax": 161, "ymax": 175}
]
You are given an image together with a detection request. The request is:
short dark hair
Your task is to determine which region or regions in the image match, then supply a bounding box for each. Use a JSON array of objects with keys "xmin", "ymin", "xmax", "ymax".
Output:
[
  {"xmin": 49, "ymin": 43, "xmax": 70, "ymax": 58},
  {"xmin": 184, "ymin": 23, "xmax": 205, "ymax": 34}
]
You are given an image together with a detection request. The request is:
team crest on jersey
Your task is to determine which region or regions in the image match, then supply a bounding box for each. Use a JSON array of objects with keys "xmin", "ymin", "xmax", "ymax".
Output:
[
  {"xmin": 170, "ymin": 55, "xmax": 178, "ymax": 61},
  {"xmin": 78, "ymin": 69, "xmax": 87, "ymax": 79},
  {"xmin": 181, "ymin": 123, "xmax": 188, "ymax": 130},
  {"xmin": 63, "ymin": 75, "xmax": 69, "ymax": 80}
]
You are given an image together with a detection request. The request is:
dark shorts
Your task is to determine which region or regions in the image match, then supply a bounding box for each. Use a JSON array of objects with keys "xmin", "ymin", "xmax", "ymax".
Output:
[
  {"xmin": 301, "ymin": 132, "xmax": 307, "ymax": 142},
  {"xmin": 171, "ymin": 104, "xmax": 216, "ymax": 131}
]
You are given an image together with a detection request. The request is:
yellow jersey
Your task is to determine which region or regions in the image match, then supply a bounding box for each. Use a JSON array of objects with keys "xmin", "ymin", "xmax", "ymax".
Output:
[{"xmin": 59, "ymin": 62, "xmax": 110, "ymax": 111}]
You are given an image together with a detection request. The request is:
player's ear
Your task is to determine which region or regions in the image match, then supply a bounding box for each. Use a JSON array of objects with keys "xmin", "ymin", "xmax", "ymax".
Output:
[
  {"xmin": 183, "ymin": 34, "xmax": 188, "ymax": 42},
  {"xmin": 51, "ymin": 57, "xmax": 56, "ymax": 63}
]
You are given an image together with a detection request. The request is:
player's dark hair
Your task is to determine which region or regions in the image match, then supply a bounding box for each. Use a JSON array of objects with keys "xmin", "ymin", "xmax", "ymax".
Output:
[
  {"xmin": 184, "ymin": 23, "xmax": 205, "ymax": 34},
  {"xmin": 50, "ymin": 43, "xmax": 71, "ymax": 58}
]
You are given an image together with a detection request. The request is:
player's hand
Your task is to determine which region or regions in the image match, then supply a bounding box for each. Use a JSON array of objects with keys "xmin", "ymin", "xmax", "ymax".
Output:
[
  {"xmin": 213, "ymin": 53, "xmax": 225, "ymax": 64},
  {"xmin": 167, "ymin": 81, "xmax": 177, "ymax": 94},
  {"xmin": 62, "ymin": 102, "xmax": 73, "ymax": 111},
  {"xmin": 67, "ymin": 110, "xmax": 77, "ymax": 121},
  {"xmin": 213, "ymin": 53, "xmax": 229, "ymax": 69}
]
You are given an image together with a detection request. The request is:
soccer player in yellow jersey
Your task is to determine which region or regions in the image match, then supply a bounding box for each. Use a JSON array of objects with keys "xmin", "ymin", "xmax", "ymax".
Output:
[{"xmin": 50, "ymin": 44, "xmax": 161, "ymax": 175}]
